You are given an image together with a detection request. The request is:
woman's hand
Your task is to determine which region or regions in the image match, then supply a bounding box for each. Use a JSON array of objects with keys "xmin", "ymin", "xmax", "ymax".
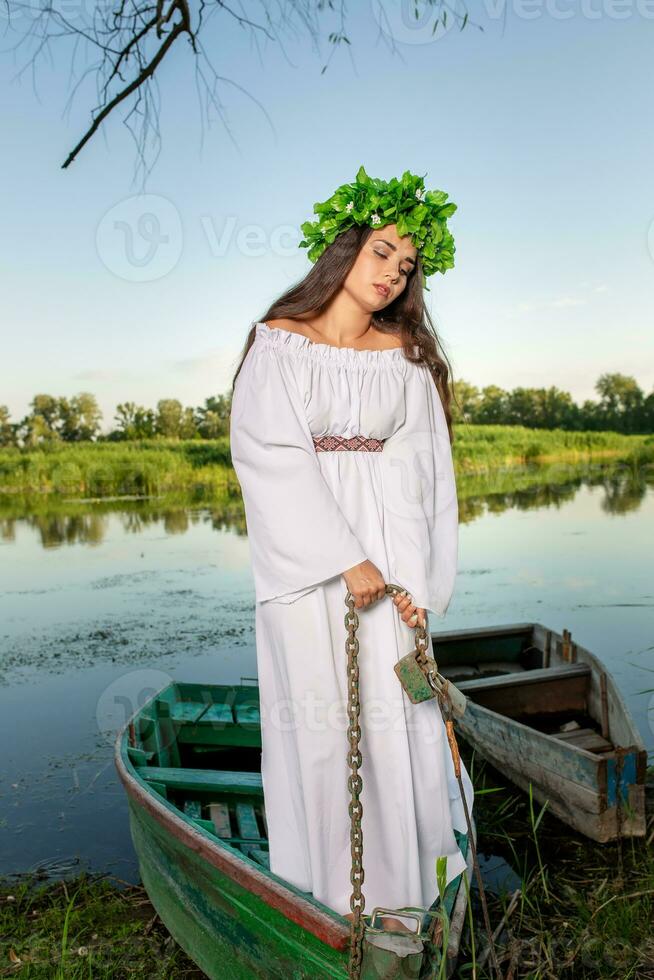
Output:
[
  {"xmin": 393, "ymin": 591, "xmax": 428, "ymax": 629},
  {"xmin": 342, "ymin": 559, "xmax": 386, "ymax": 610},
  {"xmin": 342, "ymin": 562, "xmax": 428, "ymax": 629}
]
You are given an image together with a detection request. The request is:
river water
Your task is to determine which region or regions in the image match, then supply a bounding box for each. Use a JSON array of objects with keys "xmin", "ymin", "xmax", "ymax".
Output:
[{"xmin": 1, "ymin": 460, "xmax": 652, "ymax": 884}]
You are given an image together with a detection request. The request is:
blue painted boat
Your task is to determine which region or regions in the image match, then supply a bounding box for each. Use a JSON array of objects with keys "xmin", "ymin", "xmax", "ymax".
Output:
[{"xmin": 437, "ymin": 622, "xmax": 648, "ymax": 841}]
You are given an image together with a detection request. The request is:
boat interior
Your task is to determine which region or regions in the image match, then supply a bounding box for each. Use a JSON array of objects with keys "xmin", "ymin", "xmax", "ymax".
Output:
[
  {"xmin": 128, "ymin": 682, "xmax": 274, "ymax": 870},
  {"xmin": 124, "ymin": 623, "xmax": 640, "ymax": 896},
  {"xmin": 433, "ymin": 623, "xmax": 625, "ymax": 756},
  {"xmin": 126, "ymin": 679, "xmax": 468, "ymax": 940},
  {"xmin": 126, "ymin": 624, "xmax": 622, "ymax": 834}
]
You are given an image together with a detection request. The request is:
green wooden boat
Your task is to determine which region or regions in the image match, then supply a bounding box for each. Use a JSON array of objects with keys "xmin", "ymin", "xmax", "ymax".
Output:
[
  {"xmin": 115, "ymin": 680, "xmax": 475, "ymax": 979},
  {"xmin": 434, "ymin": 622, "xmax": 648, "ymax": 842}
]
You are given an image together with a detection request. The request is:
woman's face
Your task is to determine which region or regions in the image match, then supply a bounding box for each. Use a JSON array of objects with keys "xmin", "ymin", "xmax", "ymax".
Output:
[{"xmin": 344, "ymin": 223, "xmax": 418, "ymax": 310}]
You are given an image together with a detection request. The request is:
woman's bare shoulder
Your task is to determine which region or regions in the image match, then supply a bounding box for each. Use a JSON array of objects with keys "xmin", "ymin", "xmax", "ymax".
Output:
[
  {"xmin": 264, "ymin": 318, "xmax": 308, "ymax": 338},
  {"xmin": 376, "ymin": 327, "xmax": 405, "ymax": 349},
  {"xmin": 265, "ymin": 317, "xmax": 405, "ymax": 351}
]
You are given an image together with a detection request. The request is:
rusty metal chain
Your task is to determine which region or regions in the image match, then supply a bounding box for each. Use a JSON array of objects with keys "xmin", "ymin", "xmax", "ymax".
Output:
[
  {"xmin": 344, "ymin": 583, "xmax": 429, "ymax": 978},
  {"xmin": 345, "ymin": 591, "xmax": 365, "ymax": 979},
  {"xmin": 344, "ymin": 583, "xmax": 503, "ymax": 979}
]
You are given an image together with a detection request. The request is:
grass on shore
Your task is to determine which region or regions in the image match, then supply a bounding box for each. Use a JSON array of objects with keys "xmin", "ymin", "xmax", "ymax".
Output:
[
  {"xmin": 0, "ymin": 428, "xmax": 651, "ymax": 499},
  {"xmin": 458, "ymin": 752, "xmax": 654, "ymax": 979},
  {"xmin": 0, "ymin": 873, "xmax": 202, "ymax": 978},
  {"xmin": 3, "ymin": 750, "xmax": 652, "ymax": 978}
]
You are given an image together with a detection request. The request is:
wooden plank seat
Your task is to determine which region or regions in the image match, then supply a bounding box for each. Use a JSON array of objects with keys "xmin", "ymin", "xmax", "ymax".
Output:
[
  {"xmin": 137, "ymin": 766, "xmax": 263, "ymax": 796},
  {"xmin": 458, "ymin": 662, "xmax": 590, "ymax": 692},
  {"xmin": 234, "ymin": 704, "xmax": 261, "ymax": 727},
  {"xmin": 551, "ymin": 727, "xmax": 614, "ymax": 753},
  {"xmin": 207, "ymin": 801, "xmax": 267, "ymax": 846},
  {"xmin": 162, "ymin": 700, "xmax": 261, "ymax": 727},
  {"xmin": 164, "ymin": 702, "xmax": 232, "ymax": 725},
  {"xmin": 159, "ymin": 699, "xmax": 260, "ymax": 737},
  {"xmin": 209, "ymin": 802, "xmax": 232, "ymax": 838},
  {"xmin": 235, "ymin": 802, "xmax": 260, "ymax": 840},
  {"xmin": 201, "ymin": 704, "xmax": 236, "ymax": 724},
  {"xmin": 208, "ymin": 799, "xmax": 271, "ymax": 868},
  {"xmin": 168, "ymin": 702, "xmax": 213, "ymax": 724},
  {"xmin": 235, "ymin": 801, "xmax": 271, "ymax": 869},
  {"xmin": 183, "ymin": 799, "xmax": 202, "ymax": 819},
  {"xmin": 165, "ymin": 790, "xmax": 271, "ymax": 867},
  {"xmin": 157, "ymin": 700, "xmax": 262, "ymax": 749},
  {"xmin": 457, "ymin": 663, "xmax": 591, "ymax": 717},
  {"xmin": 440, "ymin": 660, "xmax": 530, "ymax": 684}
]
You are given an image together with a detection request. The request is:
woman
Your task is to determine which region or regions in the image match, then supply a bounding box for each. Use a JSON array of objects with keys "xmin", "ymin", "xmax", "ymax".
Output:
[{"xmin": 229, "ymin": 166, "xmax": 474, "ymax": 934}]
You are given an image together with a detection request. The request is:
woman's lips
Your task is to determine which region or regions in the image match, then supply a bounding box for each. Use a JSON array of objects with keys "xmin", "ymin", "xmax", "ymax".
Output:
[{"xmin": 374, "ymin": 284, "xmax": 389, "ymax": 297}]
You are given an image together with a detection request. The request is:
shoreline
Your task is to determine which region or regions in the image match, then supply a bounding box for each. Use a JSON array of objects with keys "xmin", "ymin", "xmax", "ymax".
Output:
[
  {"xmin": 0, "ymin": 428, "xmax": 650, "ymax": 500},
  {"xmin": 3, "ymin": 769, "xmax": 652, "ymax": 978}
]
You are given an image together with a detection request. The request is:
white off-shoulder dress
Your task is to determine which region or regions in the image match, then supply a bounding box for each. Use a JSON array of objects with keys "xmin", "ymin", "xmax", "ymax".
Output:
[{"xmin": 229, "ymin": 320, "xmax": 474, "ymax": 918}]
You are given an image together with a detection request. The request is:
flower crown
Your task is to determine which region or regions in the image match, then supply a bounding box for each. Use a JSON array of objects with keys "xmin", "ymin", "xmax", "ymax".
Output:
[{"xmin": 298, "ymin": 164, "xmax": 457, "ymax": 290}]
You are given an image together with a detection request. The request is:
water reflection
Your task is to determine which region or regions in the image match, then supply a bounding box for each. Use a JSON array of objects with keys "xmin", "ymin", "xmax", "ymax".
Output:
[
  {"xmin": 1, "ymin": 458, "xmax": 651, "ymax": 549},
  {"xmin": 459, "ymin": 457, "xmax": 652, "ymax": 523},
  {"xmin": 0, "ymin": 459, "xmax": 652, "ymax": 881}
]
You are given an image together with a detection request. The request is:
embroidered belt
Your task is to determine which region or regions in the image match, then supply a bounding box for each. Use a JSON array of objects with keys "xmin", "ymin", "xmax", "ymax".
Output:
[{"xmin": 312, "ymin": 434, "xmax": 385, "ymax": 453}]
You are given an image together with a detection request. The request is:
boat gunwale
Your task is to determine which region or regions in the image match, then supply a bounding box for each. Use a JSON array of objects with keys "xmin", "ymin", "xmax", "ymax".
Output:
[
  {"xmin": 432, "ymin": 621, "xmax": 536, "ymax": 643},
  {"xmin": 115, "ymin": 681, "xmax": 474, "ymax": 958},
  {"xmin": 113, "ymin": 726, "xmax": 352, "ymax": 952},
  {"xmin": 446, "ymin": 621, "xmax": 646, "ymax": 756},
  {"xmin": 457, "ymin": 696, "xmax": 645, "ymax": 765},
  {"xmin": 563, "ymin": 636, "xmax": 647, "ymax": 746}
]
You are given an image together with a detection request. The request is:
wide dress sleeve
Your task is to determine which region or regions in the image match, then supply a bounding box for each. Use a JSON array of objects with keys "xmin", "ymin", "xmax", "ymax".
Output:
[
  {"xmin": 229, "ymin": 338, "xmax": 368, "ymax": 603},
  {"xmin": 379, "ymin": 362, "xmax": 458, "ymax": 620}
]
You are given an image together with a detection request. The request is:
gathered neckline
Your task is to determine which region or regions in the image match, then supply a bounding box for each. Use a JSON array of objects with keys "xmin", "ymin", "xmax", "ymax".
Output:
[{"xmin": 254, "ymin": 321, "xmax": 416, "ymax": 365}]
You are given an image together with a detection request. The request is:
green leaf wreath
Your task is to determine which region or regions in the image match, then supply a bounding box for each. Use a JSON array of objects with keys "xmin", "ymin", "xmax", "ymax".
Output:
[{"xmin": 298, "ymin": 164, "xmax": 457, "ymax": 290}]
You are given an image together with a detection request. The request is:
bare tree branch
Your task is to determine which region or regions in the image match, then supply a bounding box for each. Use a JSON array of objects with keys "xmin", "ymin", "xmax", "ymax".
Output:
[
  {"xmin": 0, "ymin": 0, "xmax": 475, "ymax": 186},
  {"xmin": 62, "ymin": 2, "xmax": 192, "ymax": 169}
]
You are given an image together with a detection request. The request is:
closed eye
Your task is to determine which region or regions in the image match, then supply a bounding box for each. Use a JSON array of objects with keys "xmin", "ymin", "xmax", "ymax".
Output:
[{"xmin": 373, "ymin": 249, "xmax": 410, "ymax": 277}]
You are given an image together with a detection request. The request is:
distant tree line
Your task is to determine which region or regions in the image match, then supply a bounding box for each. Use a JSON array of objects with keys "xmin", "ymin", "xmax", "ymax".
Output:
[
  {"xmin": 451, "ymin": 373, "xmax": 653, "ymax": 432},
  {"xmin": 0, "ymin": 373, "xmax": 652, "ymax": 448},
  {"xmin": 0, "ymin": 393, "xmax": 232, "ymax": 447}
]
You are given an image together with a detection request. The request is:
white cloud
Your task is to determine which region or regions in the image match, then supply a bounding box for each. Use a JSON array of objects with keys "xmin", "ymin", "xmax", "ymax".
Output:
[
  {"xmin": 168, "ymin": 346, "xmax": 242, "ymax": 376},
  {"xmin": 549, "ymin": 296, "xmax": 586, "ymax": 308},
  {"xmin": 504, "ymin": 288, "xmax": 603, "ymax": 316},
  {"xmin": 72, "ymin": 368, "xmax": 138, "ymax": 381}
]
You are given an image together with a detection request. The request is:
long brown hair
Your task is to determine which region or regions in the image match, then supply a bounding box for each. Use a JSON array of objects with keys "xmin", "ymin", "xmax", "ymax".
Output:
[{"xmin": 230, "ymin": 225, "xmax": 459, "ymax": 444}]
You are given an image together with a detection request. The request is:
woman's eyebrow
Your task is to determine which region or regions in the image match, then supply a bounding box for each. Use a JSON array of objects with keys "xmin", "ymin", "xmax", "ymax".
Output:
[{"xmin": 374, "ymin": 238, "xmax": 417, "ymax": 267}]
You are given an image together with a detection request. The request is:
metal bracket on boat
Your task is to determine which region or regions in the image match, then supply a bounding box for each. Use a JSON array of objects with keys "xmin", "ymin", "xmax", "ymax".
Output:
[{"xmin": 367, "ymin": 907, "xmax": 424, "ymax": 937}]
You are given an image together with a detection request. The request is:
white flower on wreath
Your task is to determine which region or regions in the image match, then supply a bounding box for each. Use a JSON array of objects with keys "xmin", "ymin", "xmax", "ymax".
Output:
[
  {"xmin": 345, "ymin": 201, "xmax": 354, "ymax": 212},
  {"xmin": 415, "ymin": 188, "xmax": 425, "ymax": 201},
  {"xmin": 370, "ymin": 213, "xmax": 381, "ymax": 225}
]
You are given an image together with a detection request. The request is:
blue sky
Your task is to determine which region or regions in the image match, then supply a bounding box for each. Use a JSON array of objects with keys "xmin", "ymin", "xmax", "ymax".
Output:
[{"xmin": 2, "ymin": 1, "xmax": 652, "ymax": 434}]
